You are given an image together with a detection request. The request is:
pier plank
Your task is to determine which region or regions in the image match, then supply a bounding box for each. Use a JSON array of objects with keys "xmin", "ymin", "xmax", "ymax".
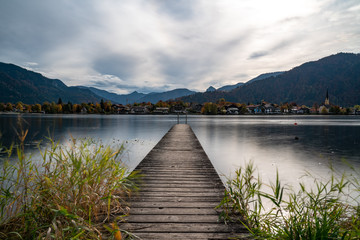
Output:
[{"xmin": 120, "ymin": 124, "xmax": 249, "ymax": 239}]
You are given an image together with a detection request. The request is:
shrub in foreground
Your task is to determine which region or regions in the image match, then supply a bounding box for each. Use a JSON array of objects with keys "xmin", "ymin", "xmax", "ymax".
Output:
[
  {"xmin": 219, "ymin": 162, "xmax": 360, "ymax": 240},
  {"xmin": 0, "ymin": 137, "xmax": 139, "ymax": 239}
]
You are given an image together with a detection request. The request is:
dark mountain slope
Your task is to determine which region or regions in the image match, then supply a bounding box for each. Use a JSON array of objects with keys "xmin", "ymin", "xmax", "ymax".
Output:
[
  {"xmin": 226, "ymin": 53, "xmax": 360, "ymax": 106},
  {"xmin": 181, "ymin": 53, "xmax": 360, "ymax": 106},
  {"xmin": 217, "ymin": 82, "xmax": 244, "ymax": 91},
  {"xmin": 0, "ymin": 63, "xmax": 102, "ymax": 104},
  {"xmin": 137, "ymin": 88, "xmax": 196, "ymax": 103},
  {"xmin": 80, "ymin": 87, "xmax": 146, "ymax": 104}
]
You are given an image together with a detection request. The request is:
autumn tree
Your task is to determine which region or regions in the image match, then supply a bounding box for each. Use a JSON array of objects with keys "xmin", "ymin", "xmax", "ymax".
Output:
[
  {"xmin": 6, "ymin": 103, "xmax": 13, "ymax": 111},
  {"xmin": 320, "ymin": 107, "xmax": 329, "ymax": 114},
  {"xmin": 201, "ymin": 102, "xmax": 218, "ymax": 115},
  {"xmin": 95, "ymin": 103, "xmax": 102, "ymax": 113},
  {"xmin": 25, "ymin": 104, "xmax": 32, "ymax": 112},
  {"xmin": 32, "ymin": 104, "xmax": 42, "ymax": 113},
  {"xmin": 329, "ymin": 105, "xmax": 341, "ymax": 114},
  {"xmin": 155, "ymin": 100, "xmax": 169, "ymax": 108},
  {"xmin": 16, "ymin": 102, "xmax": 23, "ymax": 112}
]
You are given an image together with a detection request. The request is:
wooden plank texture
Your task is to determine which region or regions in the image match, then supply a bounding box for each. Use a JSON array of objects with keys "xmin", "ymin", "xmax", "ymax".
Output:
[{"xmin": 119, "ymin": 124, "xmax": 250, "ymax": 239}]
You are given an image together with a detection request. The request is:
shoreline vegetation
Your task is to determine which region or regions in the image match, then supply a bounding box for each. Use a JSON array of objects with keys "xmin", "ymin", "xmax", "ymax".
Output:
[
  {"xmin": 219, "ymin": 162, "xmax": 360, "ymax": 239},
  {"xmin": 0, "ymin": 121, "xmax": 140, "ymax": 239},
  {"xmin": 1, "ymin": 98, "xmax": 360, "ymax": 115}
]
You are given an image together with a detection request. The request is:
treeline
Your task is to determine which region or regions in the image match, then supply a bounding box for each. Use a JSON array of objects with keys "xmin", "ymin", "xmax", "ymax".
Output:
[
  {"xmin": 0, "ymin": 98, "xmax": 188, "ymax": 114},
  {"xmin": 0, "ymin": 98, "xmax": 115, "ymax": 114},
  {"xmin": 1, "ymin": 98, "xmax": 360, "ymax": 115}
]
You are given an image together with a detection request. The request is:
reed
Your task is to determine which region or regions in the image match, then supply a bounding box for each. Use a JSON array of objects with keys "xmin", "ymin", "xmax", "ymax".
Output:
[
  {"xmin": 0, "ymin": 130, "xmax": 139, "ymax": 239},
  {"xmin": 219, "ymin": 161, "xmax": 360, "ymax": 239}
]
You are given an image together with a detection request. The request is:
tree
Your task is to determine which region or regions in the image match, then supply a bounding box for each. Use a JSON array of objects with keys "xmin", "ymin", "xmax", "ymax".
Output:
[
  {"xmin": 329, "ymin": 105, "xmax": 341, "ymax": 114},
  {"xmin": 42, "ymin": 102, "xmax": 51, "ymax": 113},
  {"xmin": 95, "ymin": 103, "xmax": 102, "ymax": 113},
  {"xmin": 25, "ymin": 104, "xmax": 32, "ymax": 112},
  {"xmin": 32, "ymin": 104, "xmax": 42, "ymax": 113},
  {"xmin": 63, "ymin": 102, "xmax": 73, "ymax": 113},
  {"xmin": 6, "ymin": 103, "xmax": 13, "ymax": 111},
  {"xmin": 320, "ymin": 107, "xmax": 329, "ymax": 114},
  {"xmin": 100, "ymin": 99, "xmax": 105, "ymax": 110},
  {"xmin": 72, "ymin": 104, "xmax": 81, "ymax": 113},
  {"xmin": 16, "ymin": 102, "xmax": 23, "ymax": 112},
  {"xmin": 238, "ymin": 103, "xmax": 248, "ymax": 114},
  {"xmin": 0, "ymin": 103, "xmax": 5, "ymax": 111},
  {"xmin": 57, "ymin": 98, "xmax": 63, "ymax": 105},
  {"xmin": 201, "ymin": 102, "xmax": 218, "ymax": 115},
  {"xmin": 313, "ymin": 103, "xmax": 319, "ymax": 113}
]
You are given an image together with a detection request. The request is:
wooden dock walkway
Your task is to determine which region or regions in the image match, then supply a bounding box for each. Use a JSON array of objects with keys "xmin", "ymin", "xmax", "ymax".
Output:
[{"xmin": 122, "ymin": 124, "xmax": 250, "ymax": 239}]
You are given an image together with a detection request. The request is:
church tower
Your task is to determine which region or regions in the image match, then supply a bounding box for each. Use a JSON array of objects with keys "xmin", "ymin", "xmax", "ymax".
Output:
[{"xmin": 325, "ymin": 89, "xmax": 329, "ymax": 105}]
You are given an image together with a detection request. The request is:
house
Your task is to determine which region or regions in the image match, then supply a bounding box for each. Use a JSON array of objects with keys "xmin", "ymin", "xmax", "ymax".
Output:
[
  {"xmin": 247, "ymin": 104, "xmax": 263, "ymax": 114},
  {"xmin": 112, "ymin": 104, "xmax": 129, "ymax": 114},
  {"xmin": 226, "ymin": 107, "xmax": 239, "ymax": 115},
  {"xmin": 290, "ymin": 106, "xmax": 300, "ymax": 114},
  {"xmin": 80, "ymin": 107, "xmax": 88, "ymax": 114},
  {"xmin": 264, "ymin": 103, "xmax": 275, "ymax": 114},
  {"xmin": 297, "ymin": 107, "xmax": 310, "ymax": 114},
  {"xmin": 130, "ymin": 106, "xmax": 149, "ymax": 114},
  {"xmin": 153, "ymin": 107, "xmax": 169, "ymax": 114},
  {"xmin": 274, "ymin": 107, "xmax": 281, "ymax": 114}
]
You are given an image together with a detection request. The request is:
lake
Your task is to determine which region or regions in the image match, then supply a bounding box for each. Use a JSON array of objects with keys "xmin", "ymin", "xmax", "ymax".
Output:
[{"xmin": 1, "ymin": 114, "xmax": 360, "ymax": 188}]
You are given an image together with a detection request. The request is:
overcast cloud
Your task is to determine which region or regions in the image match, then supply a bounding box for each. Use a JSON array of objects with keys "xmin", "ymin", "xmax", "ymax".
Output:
[{"xmin": 0, "ymin": 0, "xmax": 359, "ymax": 94}]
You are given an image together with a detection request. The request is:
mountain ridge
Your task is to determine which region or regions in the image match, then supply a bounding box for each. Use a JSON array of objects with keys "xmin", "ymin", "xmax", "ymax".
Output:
[
  {"xmin": 180, "ymin": 53, "xmax": 360, "ymax": 107},
  {"xmin": 1, "ymin": 52, "xmax": 359, "ymax": 106},
  {"xmin": 0, "ymin": 62, "xmax": 198, "ymax": 104}
]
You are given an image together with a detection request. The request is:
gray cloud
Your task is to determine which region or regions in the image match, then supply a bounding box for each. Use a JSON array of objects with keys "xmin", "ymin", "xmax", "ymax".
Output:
[
  {"xmin": 91, "ymin": 80, "xmax": 172, "ymax": 93},
  {"xmin": 93, "ymin": 54, "xmax": 140, "ymax": 80},
  {"xmin": 1, "ymin": 0, "xmax": 359, "ymax": 93},
  {"xmin": 152, "ymin": 0, "xmax": 196, "ymax": 20},
  {"xmin": 249, "ymin": 51, "xmax": 269, "ymax": 59}
]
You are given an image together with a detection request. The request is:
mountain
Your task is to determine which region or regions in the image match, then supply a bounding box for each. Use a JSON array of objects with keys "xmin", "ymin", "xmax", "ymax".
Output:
[
  {"xmin": 244, "ymin": 72, "xmax": 284, "ymax": 85},
  {"xmin": 213, "ymin": 72, "xmax": 283, "ymax": 92},
  {"xmin": 0, "ymin": 62, "xmax": 102, "ymax": 104},
  {"xmin": 180, "ymin": 53, "xmax": 360, "ymax": 107},
  {"xmin": 217, "ymin": 82, "xmax": 244, "ymax": 92},
  {"xmin": 85, "ymin": 87, "xmax": 196, "ymax": 104},
  {"xmin": 206, "ymin": 86, "xmax": 216, "ymax": 92},
  {"xmin": 137, "ymin": 88, "xmax": 196, "ymax": 103},
  {"xmin": 82, "ymin": 87, "xmax": 146, "ymax": 104},
  {"xmin": 0, "ymin": 62, "xmax": 196, "ymax": 105}
]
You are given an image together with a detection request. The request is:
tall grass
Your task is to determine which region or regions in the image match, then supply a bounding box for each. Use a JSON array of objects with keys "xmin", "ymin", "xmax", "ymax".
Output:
[
  {"xmin": 0, "ymin": 128, "xmax": 139, "ymax": 239},
  {"xmin": 219, "ymin": 161, "xmax": 360, "ymax": 239}
]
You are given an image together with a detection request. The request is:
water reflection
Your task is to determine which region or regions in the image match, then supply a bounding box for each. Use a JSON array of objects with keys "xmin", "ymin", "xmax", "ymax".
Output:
[
  {"xmin": 1, "ymin": 114, "xmax": 359, "ymax": 187},
  {"xmin": 0, "ymin": 114, "xmax": 177, "ymax": 169},
  {"xmin": 188, "ymin": 115, "xmax": 360, "ymax": 188}
]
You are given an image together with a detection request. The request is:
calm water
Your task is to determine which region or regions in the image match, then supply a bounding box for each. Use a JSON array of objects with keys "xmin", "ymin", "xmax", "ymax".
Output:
[{"xmin": 1, "ymin": 114, "xmax": 360, "ymax": 187}]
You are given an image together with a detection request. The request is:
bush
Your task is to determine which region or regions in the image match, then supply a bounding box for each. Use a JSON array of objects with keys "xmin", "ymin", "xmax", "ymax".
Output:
[
  {"xmin": 0, "ymin": 135, "xmax": 139, "ymax": 239},
  {"xmin": 219, "ymin": 162, "xmax": 360, "ymax": 239}
]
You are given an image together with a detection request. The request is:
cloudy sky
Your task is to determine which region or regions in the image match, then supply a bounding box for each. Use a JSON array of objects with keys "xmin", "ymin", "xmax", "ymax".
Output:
[{"xmin": 0, "ymin": 0, "xmax": 359, "ymax": 94}]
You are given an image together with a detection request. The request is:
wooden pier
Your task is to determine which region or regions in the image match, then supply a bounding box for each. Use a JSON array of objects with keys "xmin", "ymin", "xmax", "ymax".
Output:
[{"xmin": 122, "ymin": 124, "xmax": 250, "ymax": 239}]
